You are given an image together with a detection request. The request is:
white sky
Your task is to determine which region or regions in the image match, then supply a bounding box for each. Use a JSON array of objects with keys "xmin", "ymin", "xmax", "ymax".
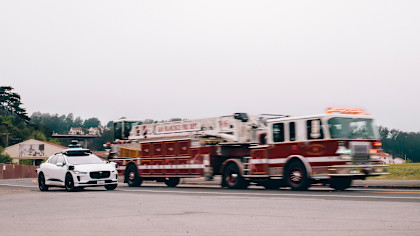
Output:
[{"xmin": 1, "ymin": 1, "xmax": 419, "ymax": 131}]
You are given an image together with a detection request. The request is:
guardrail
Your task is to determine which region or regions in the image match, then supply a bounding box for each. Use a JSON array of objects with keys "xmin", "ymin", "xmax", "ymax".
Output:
[{"xmin": 0, "ymin": 164, "xmax": 38, "ymax": 179}]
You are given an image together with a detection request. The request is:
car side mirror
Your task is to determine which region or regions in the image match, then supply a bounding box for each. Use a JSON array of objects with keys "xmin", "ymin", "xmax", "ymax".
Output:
[{"xmin": 56, "ymin": 162, "xmax": 64, "ymax": 167}]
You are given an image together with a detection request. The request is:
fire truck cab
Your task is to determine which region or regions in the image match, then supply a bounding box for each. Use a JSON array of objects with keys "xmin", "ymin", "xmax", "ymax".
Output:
[{"xmin": 250, "ymin": 111, "xmax": 387, "ymax": 190}]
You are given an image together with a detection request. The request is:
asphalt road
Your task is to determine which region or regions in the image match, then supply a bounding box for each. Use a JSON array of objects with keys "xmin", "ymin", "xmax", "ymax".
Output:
[{"xmin": 1, "ymin": 179, "xmax": 420, "ymax": 236}]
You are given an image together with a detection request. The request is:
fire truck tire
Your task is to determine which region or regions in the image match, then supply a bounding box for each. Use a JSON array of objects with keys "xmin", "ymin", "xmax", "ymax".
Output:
[
  {"xmin": 329, "ymin": 178, "xmax": 352, "ymax": 191},
  {"xmin": 222, "ymin": 162, "xmax": 249, "ymax": 189},
  {"xmin": 126, "ymin": 164, "xmax": 142, "ymax": 187},
  {"xmin": 284, "ymin": 160, "xmax": 310, "ymax": 191},
  {"xmin": 261, "ymin": 180, "xmax": 283, "ymax": 190},
  {"xmin": 164, "ymin": 177, "xmax": 180, "ymax": 187}
]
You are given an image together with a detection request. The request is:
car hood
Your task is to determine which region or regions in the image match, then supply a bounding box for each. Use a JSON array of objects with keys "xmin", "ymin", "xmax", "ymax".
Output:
[{"xmin": 73, "ymin": 164, "xmax": 115, "ymax": 172}]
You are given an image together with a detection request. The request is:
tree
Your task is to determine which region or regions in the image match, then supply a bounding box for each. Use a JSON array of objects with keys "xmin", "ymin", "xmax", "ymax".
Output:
[
  {"xmin": 0, "ymin": 147, "xmax": 12, "ymax": 163},
  {"xmin": 73, "ymin": 116, "xmax": 83, "ymax": 127},
  {"xmin": 64, "ymin": 113, "xmax": 74, "ymax": 133},
  {"xmin": 379, "ymin": 126, "xmax": 420, "ymax": 163},
  {"xmin": 83, "ymin": 117, "xmax": 101, "ymax": 129},
  {"xmin": 0, "ymin": 86, "xmax": 30, "ymax": 123}
]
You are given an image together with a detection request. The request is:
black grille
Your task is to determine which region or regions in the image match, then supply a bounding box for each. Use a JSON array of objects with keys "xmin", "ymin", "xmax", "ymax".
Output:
[{"xmin": 90, "ymin": 171, "xmax": 110, "ymax": 179}]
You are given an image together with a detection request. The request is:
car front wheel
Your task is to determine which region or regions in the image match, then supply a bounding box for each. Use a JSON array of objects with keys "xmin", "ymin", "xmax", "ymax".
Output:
[
  {"xmin": 65, "ymin": 173, "xmax": 76, "ymax": 192},
  {"xmin": 38, "ymin": 173, "xmax": 49, "ymax": 191},
  {"xmin": 105, "ymin": 184, "xmax": 117, "ymax": 190}
]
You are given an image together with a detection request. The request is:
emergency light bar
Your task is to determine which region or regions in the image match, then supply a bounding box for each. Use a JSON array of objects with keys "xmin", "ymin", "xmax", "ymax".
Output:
[{"xmin": 326, "ymin": 107, "xmax": 366, "ymax": 115}]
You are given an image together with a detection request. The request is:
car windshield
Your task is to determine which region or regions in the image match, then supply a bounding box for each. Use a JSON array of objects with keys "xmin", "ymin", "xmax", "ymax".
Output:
[
  {"xmin": 328, "ymin": 118, "xmax": 379, "ymax": 139},
  {"xmin": 66, "ymin": 155, "xmax": 104, "ymax": 165}
]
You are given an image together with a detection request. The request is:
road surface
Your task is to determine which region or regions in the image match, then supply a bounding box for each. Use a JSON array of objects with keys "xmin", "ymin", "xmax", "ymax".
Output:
[{"xmin": 1, "ymin": 179, "xmax": 419, "ymax": 235}]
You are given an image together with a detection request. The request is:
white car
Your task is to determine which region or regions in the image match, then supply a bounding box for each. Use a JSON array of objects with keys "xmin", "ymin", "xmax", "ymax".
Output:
[{"xmin": 37, "ymin": 146, "xmax": 118, "ymax": 192}]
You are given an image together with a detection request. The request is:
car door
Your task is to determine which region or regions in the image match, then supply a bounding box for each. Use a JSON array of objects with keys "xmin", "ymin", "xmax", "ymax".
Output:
[
  {"xmin": 42, "ymin": 155, "xmax": 57, "ymax": 184},
  {"xmin": 50, "ymin": 155, "xmax": 67, "ymax": 186}
]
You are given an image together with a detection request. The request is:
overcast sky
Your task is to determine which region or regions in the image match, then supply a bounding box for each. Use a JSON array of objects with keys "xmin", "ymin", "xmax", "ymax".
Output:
[{"xmin": 1, "ymin": 1, "xmax": 419, "ymax": 131}]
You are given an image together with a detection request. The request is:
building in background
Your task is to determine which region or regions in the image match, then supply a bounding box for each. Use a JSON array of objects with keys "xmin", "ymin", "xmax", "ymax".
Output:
[
  {"xmin": 88, "ymin": 127, "xmax": 100, "ymax": 136},
  {"xmin": 4, "ymin": 139, "xmax": 66, "ymax": 165},
  {"xmin": 69, "ymin": 127, "xmax": 84, "ymax": 135},
  {"xmin": 379, "ymin": 152, "xmax": 406, "ymax": 164}
]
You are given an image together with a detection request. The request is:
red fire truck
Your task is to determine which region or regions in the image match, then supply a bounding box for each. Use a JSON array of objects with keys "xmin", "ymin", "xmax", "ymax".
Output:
[{"xmin": 108, "ymin": 108, "xmax": 388, "ymax": 191}]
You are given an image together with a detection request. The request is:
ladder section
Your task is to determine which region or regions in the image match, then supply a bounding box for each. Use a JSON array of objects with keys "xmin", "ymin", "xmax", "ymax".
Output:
[{"xmin": 243, "ymin": 156, "xmax": 252, "ymax": 176}]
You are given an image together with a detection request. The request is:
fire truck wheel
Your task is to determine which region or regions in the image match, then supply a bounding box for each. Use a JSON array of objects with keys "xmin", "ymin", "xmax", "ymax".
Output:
[
  {"xmin": 125, "ymin": 164, "xmax": 142, "ymax": 187},
  {"xmin": 329, "ymin": 178, "xmax": 352, "ymax": 191},
  {"xmin": 222, "ymin": 162, "xmax": 249, "ymax": 189},
  {"xmin": 285, "ymin": 160, "xmax": 310, "ymax": 191},
  {"xmin": 261, "ymin": 180, "xmax": 283, "ymax": 190},
  {"xmin": 164, "ymin": 177, "xmax": 180, "ymax": 187}
]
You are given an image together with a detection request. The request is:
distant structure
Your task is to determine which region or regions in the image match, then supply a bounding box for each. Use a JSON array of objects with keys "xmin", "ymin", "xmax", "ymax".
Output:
[
  {"xmin": 69, "ymin": 127, "xmax": 84, "ymax": 135},
  {"xmin": 52, "ymin": 127, "xmax": 101, "ymax": 148},
  {"xmin": 393, "ymin": 157, "xmax": 406, "ymax": 164},
  {"xmin": 88, "ymin": 127, "xmax": 100, "ymax": 136},
  {"xmin": 4, "ymin": 139, "xmax": 66, "ymax": 165},
  {"xmin": 379, "ymin": 152, "xmax": 406, "ymax": 164}
]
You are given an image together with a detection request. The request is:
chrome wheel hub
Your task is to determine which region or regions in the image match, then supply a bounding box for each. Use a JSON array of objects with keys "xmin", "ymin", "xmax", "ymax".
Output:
[
  {"xmin": 128, "ymin": 171, "xmax": 135, "ymax": 181},
  {"xmin": 290, "ymin": 170, "xmax": 302, "ymax": 183}
]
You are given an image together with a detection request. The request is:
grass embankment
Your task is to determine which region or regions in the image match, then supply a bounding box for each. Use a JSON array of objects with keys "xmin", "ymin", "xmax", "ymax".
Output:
[{"xmin": 369, "ymin": 163, "xmax": 420, "ymax": 180}]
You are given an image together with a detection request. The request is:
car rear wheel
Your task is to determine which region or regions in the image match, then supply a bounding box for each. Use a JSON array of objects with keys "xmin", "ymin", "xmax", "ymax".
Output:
[
  {"xmin": 38, "ymin": 173, "xmax": 49, "ymax": 191},
  {"xmin": 105, "ymin": 184, "xmax": 117, "ymax": 190},
  {"xmin": 65, "ymin": 173, "xmax": 76, "ymax": 192}
]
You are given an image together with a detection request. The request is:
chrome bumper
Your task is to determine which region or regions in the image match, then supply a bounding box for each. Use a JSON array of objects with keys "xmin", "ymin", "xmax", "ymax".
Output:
[{"xmin": 327, "ymin": 164, "xmax": 389, "ymax": 177}]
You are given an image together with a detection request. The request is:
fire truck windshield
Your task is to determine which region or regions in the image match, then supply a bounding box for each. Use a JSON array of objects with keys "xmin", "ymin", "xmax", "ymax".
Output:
[
  {"xmin": 113, "ymin": 120, "xmax": 142, "ymax": 140},
  {"xmin": 328, "ymin": 118, "xmax": 379, "ymax": 139}
]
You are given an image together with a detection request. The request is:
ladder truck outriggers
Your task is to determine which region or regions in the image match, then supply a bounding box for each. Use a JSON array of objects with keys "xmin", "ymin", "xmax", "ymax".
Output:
[{"xmin": 108, "ymin": 109, "xmax": 388, "ymax": 191}]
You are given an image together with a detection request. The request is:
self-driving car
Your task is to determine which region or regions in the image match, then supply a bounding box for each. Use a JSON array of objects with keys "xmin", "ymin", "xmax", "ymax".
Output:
[{"xmin": 37, "ymin": 141, "xmax": 118, "ymax": 191}]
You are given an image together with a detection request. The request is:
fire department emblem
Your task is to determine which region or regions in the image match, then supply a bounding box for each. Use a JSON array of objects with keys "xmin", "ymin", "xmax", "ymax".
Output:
[{"xmin": 305, "ymin": 144, "xmax": 327, "ymax": 155}]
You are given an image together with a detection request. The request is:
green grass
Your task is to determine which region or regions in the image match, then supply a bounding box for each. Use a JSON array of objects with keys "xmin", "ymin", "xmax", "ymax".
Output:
[{"xmin": 369, "ymin": 163, "xmax": 420, "ymax": 180}]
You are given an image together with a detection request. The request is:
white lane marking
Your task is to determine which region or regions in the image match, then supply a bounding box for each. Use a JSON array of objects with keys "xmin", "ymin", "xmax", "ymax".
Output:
[
  {"xmin": 0, "ymin": 184, "xmax": 37, "ymax": 188},
  {"xmin": 117, "ymin": 188, "xmax": 420, "ymax": 200},
  {"xmin": 1, "ymin": 183, "xmax": 419, "ymax": 200}
]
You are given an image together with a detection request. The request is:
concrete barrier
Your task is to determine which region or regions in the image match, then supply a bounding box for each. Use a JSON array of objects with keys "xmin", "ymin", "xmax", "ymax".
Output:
[{"xmin": 0, "ymin": 164, "xmax": 38, "ymax": 179}]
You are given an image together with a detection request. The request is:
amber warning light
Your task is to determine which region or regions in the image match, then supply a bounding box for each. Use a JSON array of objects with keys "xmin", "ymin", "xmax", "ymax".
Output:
[{"xmin": 326, "ymin": 107, "xmax": 366, "ymax": 115}]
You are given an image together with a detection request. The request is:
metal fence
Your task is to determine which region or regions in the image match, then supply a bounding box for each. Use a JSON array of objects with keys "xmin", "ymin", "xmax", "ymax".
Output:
[{"xmin": 0, "ymin": 164, "xmax": 38, "ymax": 179}]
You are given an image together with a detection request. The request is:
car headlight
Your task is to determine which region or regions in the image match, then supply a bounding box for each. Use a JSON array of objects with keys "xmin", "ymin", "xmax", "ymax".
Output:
[{"xmin": 73, "ymin": 170, "xmax": 88, "ymax": 174}]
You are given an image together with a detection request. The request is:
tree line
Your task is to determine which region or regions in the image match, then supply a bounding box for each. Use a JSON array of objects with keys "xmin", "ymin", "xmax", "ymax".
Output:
[
  {"xmin": 30, "ymin": 112, "xmax": 105, "ymax": 134},
  {"xmin": 379, "ymin": 126, "xmax": 420, "ymax": 163}
]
